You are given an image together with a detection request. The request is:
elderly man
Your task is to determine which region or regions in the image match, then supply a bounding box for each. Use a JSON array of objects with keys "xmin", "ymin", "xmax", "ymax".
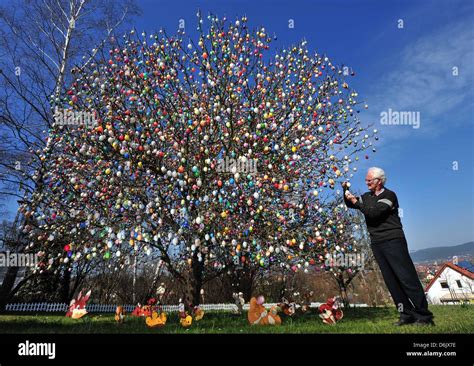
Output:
[{"xmin": 343, "ymin": 167, "xmax": 434, "ymax": 326}]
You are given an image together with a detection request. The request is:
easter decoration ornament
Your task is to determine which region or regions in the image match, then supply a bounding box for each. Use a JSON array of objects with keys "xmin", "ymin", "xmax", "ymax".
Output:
[
  {"xmin": 156, "ymin": 282, "xmax": 166, "ymax": 304},
  {"xmin": 318, "ymin": 297, "xmax": 344, "ymax": 324},
  {"xmin": 177, "ymin": 298, "xmax": 193, "ymax": 328},
  {"xmin": 115, "ymin": 306, "xmax": 125, "ymax": 323},
  {"xmin": 193, "ymin": 305, "xmax": 205, "ymax": 321},
  {"xmin": 248, "ymin": 295, "xmax": 281, "ymax": 325},
  {"xmin": 300, "ymin": 291, "xmax": 314, "ymax": 313},
  {"xmin": 131, "ymin": 303, "xmax": 147, "ymax": 317},
  {"xmin": 278, "ymin": 296, "xmax": 296, "ymax": 317},
  {"xmin": 146, "ymin": 310, "xmax": 167, "ymax": 328},
  {"xmin": 232, "ymin": 292, "xmax": 245, "ymax": 314},
  {"xmin": 136, "ymin": 297, "xmax": 167, "ymax": 328},
  {"xmin": 66, "ymin": 290, "xmax": 91, "ymax": 319},
  {"xmin": 180, "ymin": 314, "xmax": 193, "ymax": 328}
]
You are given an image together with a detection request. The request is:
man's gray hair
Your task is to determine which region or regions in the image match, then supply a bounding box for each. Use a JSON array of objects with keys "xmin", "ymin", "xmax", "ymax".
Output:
[{"xmin": 368, "ymin": 167, "xmax": 387, "ymax": 184}]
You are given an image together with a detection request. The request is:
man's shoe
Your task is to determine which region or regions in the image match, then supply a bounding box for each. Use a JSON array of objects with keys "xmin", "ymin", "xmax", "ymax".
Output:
[
  {"xmin": 393, "ymin": 319, "xmax": 415, "ymax": 326},
  {"xmin": 414, "ymin": 319, "xmax": 435, "ymax": 326}
]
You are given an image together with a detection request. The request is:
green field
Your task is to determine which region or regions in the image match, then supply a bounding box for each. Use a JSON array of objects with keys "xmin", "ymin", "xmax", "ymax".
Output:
[{"xmin": 0, "ymin": 305, "xmax": 473, "ymax": 334}]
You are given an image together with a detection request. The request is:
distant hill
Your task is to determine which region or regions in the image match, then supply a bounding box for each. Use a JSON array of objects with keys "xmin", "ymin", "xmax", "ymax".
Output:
[{"xmin": 410, "ymin": 241, "xmax": 474, "ymax": 263}]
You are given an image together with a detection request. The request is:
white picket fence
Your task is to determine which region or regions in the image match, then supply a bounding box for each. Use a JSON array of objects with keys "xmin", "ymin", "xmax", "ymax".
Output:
[
  {"xmin": 5, "ymin": 303, "xmax": 69, "ymax": 312},
  {"xmin": 4, "ymin": 302, "xmax": 368, "ymax": 313}
]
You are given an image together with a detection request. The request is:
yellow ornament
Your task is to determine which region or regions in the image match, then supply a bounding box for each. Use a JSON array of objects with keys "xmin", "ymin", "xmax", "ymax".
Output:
[{"xmin": 180, "ymin": 314, "xmax": 193, "ymax": 328}]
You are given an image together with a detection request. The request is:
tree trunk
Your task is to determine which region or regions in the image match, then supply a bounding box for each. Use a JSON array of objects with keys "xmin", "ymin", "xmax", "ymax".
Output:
[
  {"xmin": 340, "ymin": 285, "xmax": 350, "ymax": 307},
  {"xmin": 229, "ymin": 266, "xmax": 256, "ymax": 302},
  {"xmin": 183, "ymin": 252, "xmax": 204, "ymax": 309},
  {"xmin": 59, "ymin": 267, "xmax": 71, "ymax": 303},
  {"xmin": 241, "ymin": 269, "xmax": 256, "ymax": 302},
  {"xmin": 191, "ymin": 259, "xmax": 204, "ymax": 306},
  {"xmin": 132, "ymin": 254, "xmax": 137, "ymax": 303},
  {"xmin": 69, "ymin": 271, "xmax": 86, "ymax": 303},
  {"xmin": 336, "ymin": 275, "xmax": 350, "ymax": 307},
  {"xmin": 143, "ymin": 260, "xmax": 163, "ymax": 302}
]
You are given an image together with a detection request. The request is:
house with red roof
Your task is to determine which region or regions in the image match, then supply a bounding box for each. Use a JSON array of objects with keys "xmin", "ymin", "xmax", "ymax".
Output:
[{"xmin": 425, "ymin": 261, "xmax": 474, "ymax": 304}]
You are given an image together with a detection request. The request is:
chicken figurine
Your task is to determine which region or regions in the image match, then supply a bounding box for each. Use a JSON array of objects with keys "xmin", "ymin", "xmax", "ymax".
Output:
[
  {"xmin": 146, "ymin": 311, "xmax": 167, "ymax": 328},
  {"xmin": 177, "ymin": 298, "xmax": 193, "ymax": 327},
  {"xmin": 193, "ymin": 305, "xmax": 205, "ymax": 321},
  {"xmin": 180, "ymin": 313, "xmax": 193, "ymax": 328}
]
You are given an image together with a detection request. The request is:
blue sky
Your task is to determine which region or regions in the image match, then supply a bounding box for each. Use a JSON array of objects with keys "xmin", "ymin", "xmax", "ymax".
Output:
[
  {"xmin": 3, "ymin": 0, "xmax": 473, "ymax": 251},
  {"xmin": 133, "ymin": 0, "xmax": 474, "ymax": 251}
]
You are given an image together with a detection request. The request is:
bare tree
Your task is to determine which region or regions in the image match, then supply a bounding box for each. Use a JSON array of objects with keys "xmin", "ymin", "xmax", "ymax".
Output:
[{"xmin": 0, "ymin": 0, "xmax": 140, "ymax": 311}]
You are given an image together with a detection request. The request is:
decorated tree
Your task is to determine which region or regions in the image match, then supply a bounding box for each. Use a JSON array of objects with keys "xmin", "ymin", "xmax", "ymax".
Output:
[{"xmin": 21, "ymin": 13, "xmax": 377, "ymax": 306}]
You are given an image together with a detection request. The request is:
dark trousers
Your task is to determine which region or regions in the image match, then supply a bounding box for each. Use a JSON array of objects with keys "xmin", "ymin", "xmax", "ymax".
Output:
[{"xmin": 371, "ymin": 237, "xmax": 433, "ymax": 321}]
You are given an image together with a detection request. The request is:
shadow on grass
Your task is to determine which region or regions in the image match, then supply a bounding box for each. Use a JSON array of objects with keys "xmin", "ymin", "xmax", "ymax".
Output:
[{"xmin": 341, "ymin": 306, "xmax": 396, "ymax": 320}]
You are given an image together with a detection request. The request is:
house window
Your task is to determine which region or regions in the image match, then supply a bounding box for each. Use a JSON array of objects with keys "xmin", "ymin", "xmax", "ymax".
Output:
[
  {"xmin": 456, "ymin": 280, "xmax": 463, "ymax": 289},
  {"xmin": 440, "ymin": 281, "xmax": 449, "ymax": 289}
]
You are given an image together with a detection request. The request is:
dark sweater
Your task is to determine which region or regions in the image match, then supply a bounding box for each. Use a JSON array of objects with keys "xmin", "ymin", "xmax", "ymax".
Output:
[{"xmin": 343, "ymin": 187, "xmax": 406, "ymax": 244}]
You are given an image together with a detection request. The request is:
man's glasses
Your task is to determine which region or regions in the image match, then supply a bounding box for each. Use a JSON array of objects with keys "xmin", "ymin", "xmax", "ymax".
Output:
[{"xmin": 365, "ymin": 178, "xmax": 379, "ymax": 183}]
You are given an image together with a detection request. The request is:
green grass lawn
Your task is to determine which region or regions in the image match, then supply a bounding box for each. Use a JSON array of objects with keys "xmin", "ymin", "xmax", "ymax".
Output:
[{"xmin": 0, "ymin": 305, "xmax": 473, "ymax": 334}]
